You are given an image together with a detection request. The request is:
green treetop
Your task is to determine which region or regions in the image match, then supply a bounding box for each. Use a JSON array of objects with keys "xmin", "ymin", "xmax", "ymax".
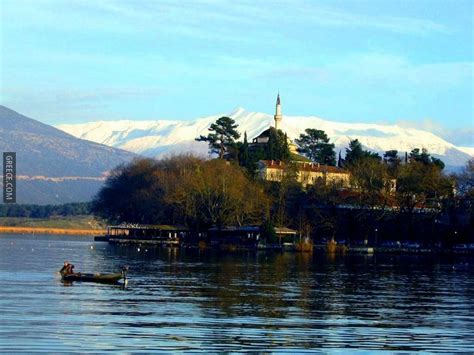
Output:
[
  {"xmin": 195, "ymin": 116, "xmax": 240, "ymax": 159},
  {"xmin": 409, "ymin": 148, "xmax": 445, "ymax": 170},
  {"xmin": 265, "ymin": 128, "xmax": 291, "ymax": 161},
  {"xmin": 295, "ymin": 129, "xmax": 336, "ymax": 166},
  {"xmin": 345, "ymin": 139, "xmax": 380, "ymax": 166}
]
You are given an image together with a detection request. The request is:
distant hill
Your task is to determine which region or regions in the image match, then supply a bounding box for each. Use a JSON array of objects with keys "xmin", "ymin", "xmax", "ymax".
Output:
[
  {"xmin": 58, "ymin": 107, "xmax": 473, "ymax": 170},
  {"xmin": 0, "ymin": 106, "xmax": 137, "ymax": 204}
]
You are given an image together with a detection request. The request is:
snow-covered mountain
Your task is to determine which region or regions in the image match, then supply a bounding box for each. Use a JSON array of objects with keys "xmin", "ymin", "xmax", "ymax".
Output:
[{"xmin": 57, "ymin": 107, "xmax": 473, "ymax": 170}]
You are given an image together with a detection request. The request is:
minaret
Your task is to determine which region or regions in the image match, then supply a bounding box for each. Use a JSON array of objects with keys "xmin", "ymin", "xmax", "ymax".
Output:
[{"xmin": 274, "ymin": 93, "xmax": 282, "ymax": 130}]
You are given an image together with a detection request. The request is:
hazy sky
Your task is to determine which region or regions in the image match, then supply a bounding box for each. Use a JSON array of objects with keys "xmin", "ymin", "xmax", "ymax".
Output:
[{"xmin": 1, "ymin": 0, "xmax": 472, "ymax": 144}]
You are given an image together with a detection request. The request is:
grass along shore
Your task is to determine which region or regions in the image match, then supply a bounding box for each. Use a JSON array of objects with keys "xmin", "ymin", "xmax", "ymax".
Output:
[{"xmin": 0, "ymin": 215, "xmax": 106, "ymax": 235}]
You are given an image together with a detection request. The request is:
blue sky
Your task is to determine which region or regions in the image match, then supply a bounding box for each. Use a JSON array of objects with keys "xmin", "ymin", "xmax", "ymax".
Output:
[{"xmin": 1, "ymin": 0, "xmax": 473, "ymax": 145}]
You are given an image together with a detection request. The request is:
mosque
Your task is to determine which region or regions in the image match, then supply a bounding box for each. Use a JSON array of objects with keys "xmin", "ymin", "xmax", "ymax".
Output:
[{"xmin": 255, "ymin": 94, "xmax": 351, "ymax": 188}]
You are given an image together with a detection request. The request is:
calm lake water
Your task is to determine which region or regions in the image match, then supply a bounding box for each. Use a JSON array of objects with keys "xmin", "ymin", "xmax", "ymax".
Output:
[{"xmin": 1, "ymin": 234, "xmax": 473, "ymax": 352}]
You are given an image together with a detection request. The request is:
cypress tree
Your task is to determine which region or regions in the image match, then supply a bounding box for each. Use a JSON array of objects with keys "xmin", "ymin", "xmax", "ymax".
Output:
[
  {"xmin": 239, "ymin": 131, "xmax": 250, "ymax": 168},
  {"xmin": 337, "ymin": 151, "xmax": 344, "ymax": 168}
]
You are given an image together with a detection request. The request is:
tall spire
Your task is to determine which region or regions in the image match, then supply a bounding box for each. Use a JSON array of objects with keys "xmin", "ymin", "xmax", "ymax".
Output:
[{"xmin": 274, "ymin": 92, "xmax": 282, "ymax": 130}]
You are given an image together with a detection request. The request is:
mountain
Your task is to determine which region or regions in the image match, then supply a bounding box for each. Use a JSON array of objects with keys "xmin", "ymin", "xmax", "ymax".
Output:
[
  {"xmin": 458, "ymin": 146, "xmax": 474, "ymax": 157},
  {"xmin": 0, "ymin": 106, "xmax": 137, "ymax": 204},
  {"xmin": 57, "ymin": 107, "xmax": 473, "ymax": 170}
]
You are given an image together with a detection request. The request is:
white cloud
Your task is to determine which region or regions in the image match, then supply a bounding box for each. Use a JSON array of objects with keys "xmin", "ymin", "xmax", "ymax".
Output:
[
  {"xmin": 261, "ymin": 52, "xmax": 473, "ymax": 91},
  {"xmin": 3, "ymin": 0, "xmax": 452, "ymax": 41},
  {"xmin": 4, "ymin": 87, "xmax": 161, "ymax": 105},
  {"xmin": 293, "ymin": 4, "xmax": 450, "ymax": 35},
  {"xmin": 1, "ymin": 86, "xmax": 162, "ymax": 123}
]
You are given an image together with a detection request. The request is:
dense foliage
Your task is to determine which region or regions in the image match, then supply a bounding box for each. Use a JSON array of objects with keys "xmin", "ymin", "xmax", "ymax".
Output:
[
  {"xmin": 0, "ymin": 202, "xmax": 91, "ymax": 218},
  {"xmin": 295, "ymin": 129, "xmax": 336, "ymax": 165},
  {"xmin": 343, "ymin": 139, "xmax": 380, "ymax": 166},
  {"xmin": 92, "ymin": 156, "xmax": 269, "ymax": 229},
  {"xmin": 265, "ymin": 128, "xmax": 291, "ymax": 161}
]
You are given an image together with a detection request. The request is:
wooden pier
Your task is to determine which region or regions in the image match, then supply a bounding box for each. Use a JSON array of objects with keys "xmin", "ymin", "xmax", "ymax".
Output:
[{"xmin": 95, "ymin": 224, "xmax": 189, "ymax": 246}]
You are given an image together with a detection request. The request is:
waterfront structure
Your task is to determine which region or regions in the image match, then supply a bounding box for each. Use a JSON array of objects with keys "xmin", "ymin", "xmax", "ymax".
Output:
[
  {"xmin": 101, "ymin": 225, "xmax": 189, "ymax": 245},
  {"xmin": 208, "ymin": 225, "xmax": 298, "ymax": 250},
  {"xmin": 98, "ymin": 224, "xmax": 299, "ymax": 250}
]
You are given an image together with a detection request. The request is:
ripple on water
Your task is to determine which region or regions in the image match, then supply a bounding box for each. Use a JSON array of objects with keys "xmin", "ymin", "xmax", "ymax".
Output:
[{"xmin": 0, "ymin": 234, "xmax": 473, "ymax": 352}]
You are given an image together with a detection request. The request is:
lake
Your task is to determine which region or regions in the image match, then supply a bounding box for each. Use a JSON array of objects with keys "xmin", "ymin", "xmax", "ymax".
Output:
[{"xmin": 1, "ymin": 234, "xmax": 473, "ymax": 352}]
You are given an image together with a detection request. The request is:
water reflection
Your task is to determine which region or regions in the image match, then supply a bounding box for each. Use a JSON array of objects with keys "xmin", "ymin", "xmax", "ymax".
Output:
[{"xmin": 0, "ymin": 235, "xmax": 473, "ymax": 352}]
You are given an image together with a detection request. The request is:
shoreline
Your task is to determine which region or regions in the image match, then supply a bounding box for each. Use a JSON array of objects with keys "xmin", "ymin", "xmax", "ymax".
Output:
[{"xmin": 0, "ymin": 226, "xmax": 105, "ymax": 236}]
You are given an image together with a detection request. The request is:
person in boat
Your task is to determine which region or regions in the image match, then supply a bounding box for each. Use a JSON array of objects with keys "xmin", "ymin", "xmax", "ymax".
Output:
[
  {"xmin": 67, "ymin": 264, "xmax": 75, "ymax": 275},
  {"xmin": 59, "ymin": 261, "xmax": 69, "ymax": 275},
  {"xmin": 60, "ymin": 262, "xmax": 75, "ymax": 276}
]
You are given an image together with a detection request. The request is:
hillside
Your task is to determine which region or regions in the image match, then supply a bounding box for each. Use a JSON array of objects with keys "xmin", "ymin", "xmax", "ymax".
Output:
[
  {"xmin": 0, "ymin": 106, "xmax": 137, "ymax": 204},
  {"xmin": 57, "ymin": 107, "xmax": 473, "ymax": 170}
]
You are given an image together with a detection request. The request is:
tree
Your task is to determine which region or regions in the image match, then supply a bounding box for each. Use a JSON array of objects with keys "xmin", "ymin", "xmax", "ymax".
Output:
[
  {"xmin": 384, "ymin": 149, "xmax": 399, "ymax": 163},
  {"xmin": 383, "ymin": 150, "xmax": 402, "ymax": 178},
  {"xmin": 337, "ymin": 151, "xmax": 344, "ymax": 168},
  {"xmin": 238, "ymin": 131, "xmax": 264, "ymax": 177},
  {"xmin": 264, "ymin": 161, "xmax": 301, "ymax": 228},
  {"xmin": 409, "ymin": 148, "xmax": 431, "ymax": 165},
  {"xmin": 92, "ymin": 156, "xmax": 270, "ymax": 228},
  {"xmin": 190, "ymin": 160, "xmax": 269, "ymax": 227},
  {"xmin": 344, "ymin": 139, "xmax": 364, "ymax": 165},
  {"xmin": 409, "ymin": 148, "xmax": 445, "ymax": 170},
  {"xmin": 159, "ymin": 155, "xmax": 204, "ymax": 227},
  {"xmin": 348, "ymin": 156, "xmax": 391, "ymax": 242},
  {"xmin": 341, "ymin": 142, "xmax": 390, "ymax": 242},
  {"xmin": 295, "ymin": 129, "xmax": 336, "ymax": 165},
  {"xmin": 260, "ymin": 219, "xmax": 277, "ymax": 244},
  {"xmin": 345, "ymin": 139, "xmax": 380, "ymax": 167},
  {"xmin": 238, "ymin": 131, "xmax": 250, "ymax": 167},
  {"xmin": 397, "ymin": 160, "xmax": 453, "ymax": 240},
  {"xmin": 265, "ymin": 128, "xmax": 291, "ymax": 161},
  {"xmin": 195, "ymin": 116, "xmax": 240, "ymax": 159},
  {"xmin": 456, "ymin": 159, "xmax": 474, "ymax": 196},
  {"xmin": 91, "ymin": 158, "xmax": 167, "ymax": 224},
  {"xmin": 350, "ymin": 155, "xmax": 391, "ymax": 205},
  {"xmin": 431, "ymin": 157, "xmax": 445, "ymax": 170},
  {"xmin": 304, "ymin": 177, "xmax": 350, "ymax": 243},
  {"xmin": 454, "ymin": 159, "xmax": 474, "ymax": 230},
  {"xmin": 398, "ymin": 160, "xmax": 451, "ymax": 212}
]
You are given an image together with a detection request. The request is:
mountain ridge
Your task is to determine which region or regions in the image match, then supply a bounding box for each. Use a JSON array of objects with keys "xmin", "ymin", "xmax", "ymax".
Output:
[
  {"xmin": 57, "ymin": 107, "xmax": 473, "ymax": 170},
  {"xmin": 0, "ymin": 105, "xmax": 137, "ymax": 204}
]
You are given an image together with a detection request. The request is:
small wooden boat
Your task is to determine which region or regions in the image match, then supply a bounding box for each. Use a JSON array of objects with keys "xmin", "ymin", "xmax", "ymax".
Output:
[{"xmin": 60, "ymin": 263, "xmax": 128, "ymax": 284}]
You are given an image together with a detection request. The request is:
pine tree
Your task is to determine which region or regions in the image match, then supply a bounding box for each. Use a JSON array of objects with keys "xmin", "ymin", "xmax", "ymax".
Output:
[
  {"xmin": 295, "ymin": 129, "xmax": 336, "ymax": 165},
  {"xmin": 409, "ymin": 148, "xmax": 445, "ymax": 170},
  {"xmin": 344, "ymin": 139, "xmax": 364, "ymax": 165},
  {"xmin": 345, "ymin": 139, "xmax": 381, "ymax": 166},
  {"xmin": 195, "ymin": 116, "xmax": 240, "ymax": 159}
]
